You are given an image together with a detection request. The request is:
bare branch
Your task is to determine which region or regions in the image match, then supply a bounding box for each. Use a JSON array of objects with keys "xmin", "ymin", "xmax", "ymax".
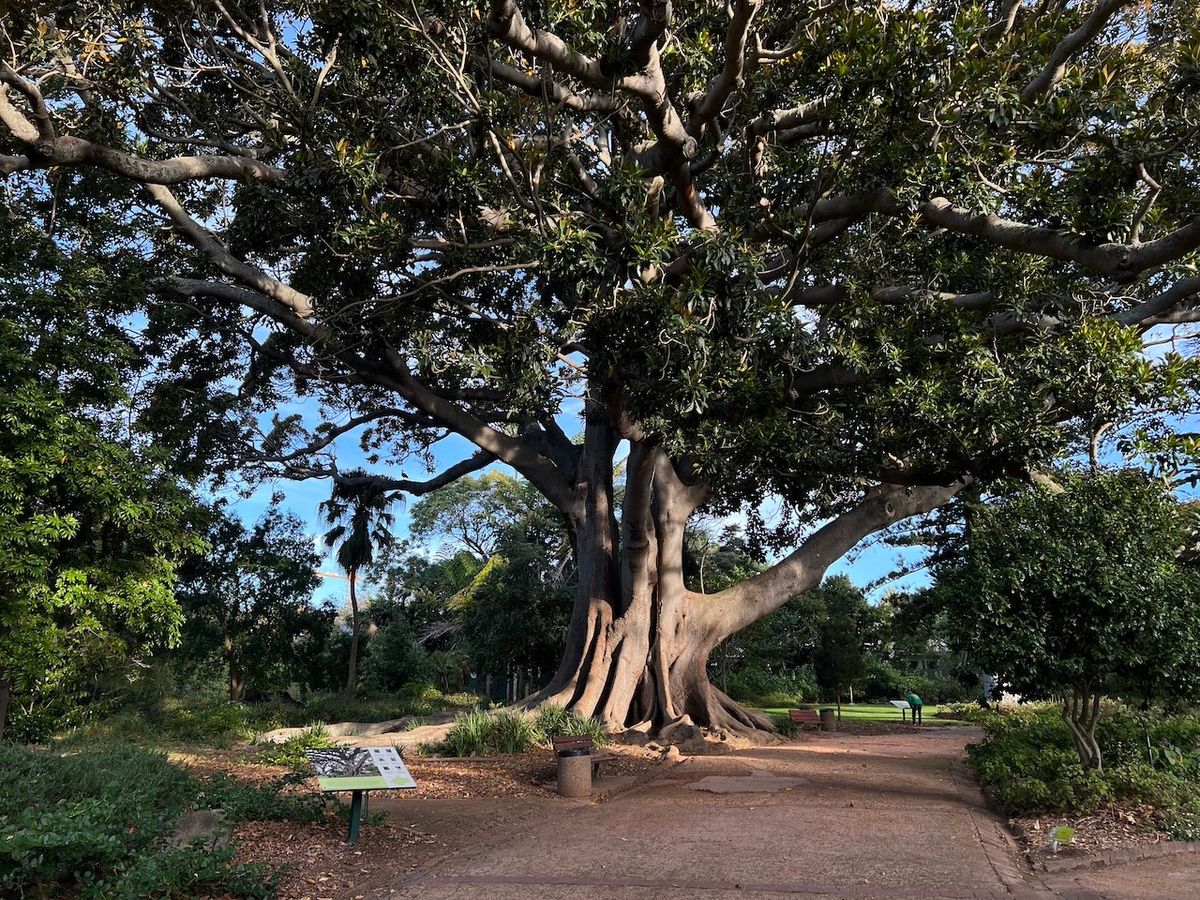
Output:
[
  {"xmin": 335, "ymin": 449, "xmax": 498, "ymax": 496},
  {"xmin": 488, "ymin": 60, "xmax": 621, "ymax": 112},
  {"xmin": 690, "ymin": 0, "xmax": 762, "ymax": 139},
  {"xmin": 146, "ymin": 186, "xmax": 316, "ymax": 318},
  {"xmin": 709, "ymin": 480, "xmax": 970, "ymax": 636},
  {"xmin": 1021, "ymin": 0, "xmax": 1128, "ymax": 104},
  {"xmin": 984, "ymin": 0, "xmax": 1023, "ymax": 44},
  {"xmin": 1112, "ymin": 277, "xmax": 1200, "ymax": 326}
]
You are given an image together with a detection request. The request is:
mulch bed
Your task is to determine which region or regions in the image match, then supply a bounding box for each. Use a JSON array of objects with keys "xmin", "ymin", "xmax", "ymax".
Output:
[
  {"xmin": 175, "ymin": 745, "xmax": 661, "ymax": 898},
  {"xmin": 1009, "ymin": 805, "xmax": 1172, "ymax": 866},
  {"xmin": 230, "ymin": 819, "xmax": 439, "ymax": 900}
]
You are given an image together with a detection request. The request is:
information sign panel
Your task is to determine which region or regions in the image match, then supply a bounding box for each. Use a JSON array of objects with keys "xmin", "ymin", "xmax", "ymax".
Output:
[{"xmin": 305, "ymin": 747, "xmax": 416, "ymax": 792}]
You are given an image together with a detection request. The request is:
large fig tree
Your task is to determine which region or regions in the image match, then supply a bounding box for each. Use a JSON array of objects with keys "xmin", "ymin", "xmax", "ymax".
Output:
[{"xmin": 3, "ymin": 0, "xmax": 1200, "ymax": 733}]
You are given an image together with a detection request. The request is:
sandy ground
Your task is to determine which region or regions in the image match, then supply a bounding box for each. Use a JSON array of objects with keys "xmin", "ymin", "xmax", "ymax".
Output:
[
  {"xmin": 232, "ymin": 727, "xmax": 1200, "ymax": 899},
  {"xmin": 366, "ymin": 727, "xmax": 1035, "ymax": 899},
  {"xmin": 1052, "ymin": 854, "xmax": 1200, "ymax": 900}
]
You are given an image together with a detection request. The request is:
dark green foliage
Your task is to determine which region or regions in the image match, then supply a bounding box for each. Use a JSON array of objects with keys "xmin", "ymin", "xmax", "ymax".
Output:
[
  {"xmin": 939, "ymin": 472, "xmax": 1200, "ymax": 718},
  {"xmin": 0, "ymin": 328, "xmax": 200, "ymax": 739},
  {"xmin": 0, "ymin": 744, "xmax": 286, "ymax": 898},
  {"xmin": 859, "ymin": 657, "xmax": 974, "ymax": 705},
  {"xmin": 967, "ymin": 705, "xmax": 1200, "ymax": 829},
  {"xmin": 813, "ymin": 576, "xmax": 874, "ymax": 704},
  {"xmin": 360, "ymin": 604, "xmax": 432, "ymax": 693},
  {"xmin": 725, "ymin": 667, "xmax": 818, "ymax": 708},
  {"xmin": 176, "ymin": 505, "xmax": 328, "ymax": 701},
  {"xmin": 397, "ymin": 476, "xmax": 575, "ymax": 681}
]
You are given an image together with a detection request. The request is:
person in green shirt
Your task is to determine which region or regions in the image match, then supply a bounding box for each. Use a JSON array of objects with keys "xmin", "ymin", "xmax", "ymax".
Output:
[{"xmin": 906, "ymin": 691, "xmax": 923, "ymax": 725}]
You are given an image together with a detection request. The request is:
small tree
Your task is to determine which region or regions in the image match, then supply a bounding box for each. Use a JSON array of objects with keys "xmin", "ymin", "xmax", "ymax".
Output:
[
  {"xmin": 812, "ymin": 576, "xmax": 873, "ymax": 714},
  {"xmin": 938, "ymin": 472, "xmax": 1200, "ymax": 770},
  {"xmin": 321, "ymin": 474, "xmax": 397, "ymax": 697},
  {"xmin": 177, "ymin": 506, "xmax": 326, "ymax": 701}
]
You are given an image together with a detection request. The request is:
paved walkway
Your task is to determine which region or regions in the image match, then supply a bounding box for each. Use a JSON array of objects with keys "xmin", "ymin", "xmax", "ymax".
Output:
[{"xmin": 380, "ymin": 727, "xmax": 1046, "ymax": 899}]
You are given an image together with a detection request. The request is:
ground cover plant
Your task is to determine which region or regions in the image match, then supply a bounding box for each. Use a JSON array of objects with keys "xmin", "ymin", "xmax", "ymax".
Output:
[
  {"xmin": 967, "ymin": 704, "xmax": 1200, "ymax": 837},
  {"xmin": 0, "ymin": 743, "xmax": 330, "ymax": 898}
]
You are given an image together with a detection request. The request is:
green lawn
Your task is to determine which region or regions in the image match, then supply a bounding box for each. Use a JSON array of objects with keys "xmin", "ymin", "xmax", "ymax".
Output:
[{"xmin": 756, "ymin": 703, "xmax": 973, "ymax": 726}]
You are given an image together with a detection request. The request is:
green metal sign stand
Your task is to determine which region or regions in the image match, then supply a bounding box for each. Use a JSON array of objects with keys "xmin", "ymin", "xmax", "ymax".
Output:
[
  {"xmin": 348, "ymin": 790, "xmax": 365, "ymax": 843},
  {"xmin": 305, "ymin": 747, "xmax": 413, "ymax": 844}
]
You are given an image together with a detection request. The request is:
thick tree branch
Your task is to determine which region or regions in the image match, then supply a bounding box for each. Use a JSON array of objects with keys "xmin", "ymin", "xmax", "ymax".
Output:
[
  {"xmin": 167, "ymin": 278, "xmax": 322, "ymax": 338},
  {"xmin": 1112, "ymin": 277, "xmax": 1200, "ymax": 326},
  {"xmin": 334, "ymin": 449, "xmax": 498, "ymax": 496},
  {"xmin": 379, "ymin": 348, "xmax": 582, "ymax": 518},
  {"xmin": 706, "ymin": 479, "xmax": 969, "ymax": 637},
  {"xmin": 147, "ymin": 186, "xmax": 316, "ymax": 318},
  {"xmin": 984, "ymin": 0, "xmax": 1023, "ymax": 44},
  {"xmin": 489, "ymin": 0, "xmax": 713, "ymax": 229},
  {"xmin": 690, "ymin": 0, "xmax": 762, "ymax": 139},
  {"xmin": 488, "ymin": 61, "xmax": 621, "ymax": 112},
  {"xmin": 1021, "ymin": 0, "xmax": 1128, "ymax": 104}
]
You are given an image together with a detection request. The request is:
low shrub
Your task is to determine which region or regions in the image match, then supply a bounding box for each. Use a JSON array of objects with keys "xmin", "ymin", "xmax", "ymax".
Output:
[
  {"xmin": 532, "ymin": 705, "xmax": 607, "ymax": 747},
  {"xmin": 725, "ymin": 666, "xmax": 818, "ymax": 707},
  {"xmin": 443, "ymin": 709, "xmax": 496, "ymax": 756},
  {"xmin": 198, "ymin": 774, "xmax": 326, "ymax": 824},
  {"xmin": 488, "ymin": 711, "xmax": 539, "ymax": 754},
  {"xmin": 440, "ymin": 706, "xmax": 608, "ymax": 756},
  {"xmin": 936, "ymin": 702, "xmax": 998, "ymax": 725},
  {"xmin": 257, "ymin": 723, "xmax": 335, "ymax": 771},
  {"xmin": 53, "ymin": 688, "xmax": 485, "ymax": 750},
  {"xmin": 858, "ymin": 658, "xmax": 975, "ymax": 705},
  {"xmin": 0, "ymin": 744, "xmax": 275, "ymax": 898},
  {"xmin": 966, "ymin": 703, "xmax": 1200, "ymax": 825}
]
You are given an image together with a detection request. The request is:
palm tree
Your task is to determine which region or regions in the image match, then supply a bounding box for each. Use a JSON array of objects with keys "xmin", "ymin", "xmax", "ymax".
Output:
[{"xmin": 321, "ymin": 472, "xmax": 396, "ymax": 698}]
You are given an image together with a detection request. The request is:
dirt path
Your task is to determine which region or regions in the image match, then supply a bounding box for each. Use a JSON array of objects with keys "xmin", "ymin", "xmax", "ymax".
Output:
[{"xmin": 358, "ymin": 727, "xmax": 1050, "ymax": 899}]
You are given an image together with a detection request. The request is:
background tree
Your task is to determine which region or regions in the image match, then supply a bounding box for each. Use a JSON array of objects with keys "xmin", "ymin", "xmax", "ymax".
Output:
[
  {"xmin": 320, "ymin": 473, "xmax": 397, "ymax": 697},
  {"xmin": 0, "ymin": 358, "xmax": 196, "ymax": 739},
  {"xmin": 177, "ymin": 506, "xmax": 326, "ymax": 702},
  {"xmin": 812, "ymin": 576, "xmax": 875, "ymax": 713},
  {"xmin": 408, "ymin": 473, "xmax": 576, "ymax": 693},
  {"xmin": 935, "ymin": 471, "xmax": 1200, "ymax": 770},
  {"xmin": 4, "ymin": 1, "xmax": 1200, "ymax": 732}
]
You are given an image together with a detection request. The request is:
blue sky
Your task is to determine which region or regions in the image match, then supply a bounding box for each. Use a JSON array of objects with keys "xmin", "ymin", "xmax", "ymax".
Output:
[{"xmin": 226, "ymin": 404, "xmax": 929, "ymax": 608}]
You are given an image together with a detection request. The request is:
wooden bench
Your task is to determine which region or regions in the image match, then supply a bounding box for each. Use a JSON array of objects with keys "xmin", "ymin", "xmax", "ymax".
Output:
[
  {"xmin": 788, "ymin": 709, "xmax": 821, "ymax": 729},
  {"xmin": 551, "ymin": 735, "xmax": 616, "ymax": 779}
]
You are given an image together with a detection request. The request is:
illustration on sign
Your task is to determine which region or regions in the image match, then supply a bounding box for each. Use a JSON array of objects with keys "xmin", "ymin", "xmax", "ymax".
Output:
[{"xmin": 305, "ymin": 747, "xmax": 416, "ymax": 792}]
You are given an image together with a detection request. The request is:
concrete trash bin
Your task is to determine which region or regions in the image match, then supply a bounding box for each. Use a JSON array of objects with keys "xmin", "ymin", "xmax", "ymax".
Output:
[
  {"xmin": 557, "ymin": 747, "xmax": 592, "ymax": 797},
  {"xmin": 819, "ymin": 708, "xmax": 837, "ymax": 731}
]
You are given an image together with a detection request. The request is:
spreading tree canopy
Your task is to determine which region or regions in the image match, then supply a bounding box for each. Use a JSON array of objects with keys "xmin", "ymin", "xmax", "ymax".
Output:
[{"xmin": 4, "ymin": 0, "xmax": 1200, "ymax": 731}]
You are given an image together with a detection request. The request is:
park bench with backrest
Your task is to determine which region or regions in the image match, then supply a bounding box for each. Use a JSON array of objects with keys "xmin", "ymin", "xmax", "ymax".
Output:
[
  {"xmin": 788, "ymin": 709, "xmax": 821, "ymax": 729},
  {"xmin": 551, "ymin": 735, "xmax": 616, "ymax": 779}
]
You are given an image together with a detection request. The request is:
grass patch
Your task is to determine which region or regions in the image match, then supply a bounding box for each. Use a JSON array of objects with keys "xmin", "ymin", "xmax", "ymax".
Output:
[
  {"xmin": 437, "ymin": 705, "xmax": 608, "ymax": 757},
  {"xmin": 756, "ymin": 702, "xmax": 973, "ymax": 726}
]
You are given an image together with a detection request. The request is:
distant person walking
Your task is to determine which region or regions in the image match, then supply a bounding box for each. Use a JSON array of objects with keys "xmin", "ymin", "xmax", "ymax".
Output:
[{"xmin": 907, "ymin": 690, "xmax": 923, "ymax": 725}]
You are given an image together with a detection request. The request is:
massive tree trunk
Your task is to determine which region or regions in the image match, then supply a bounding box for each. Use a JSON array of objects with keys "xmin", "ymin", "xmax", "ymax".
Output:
[{"xmin": 522, "ymin": 418, "xmax": 966, "ymax": 735}]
